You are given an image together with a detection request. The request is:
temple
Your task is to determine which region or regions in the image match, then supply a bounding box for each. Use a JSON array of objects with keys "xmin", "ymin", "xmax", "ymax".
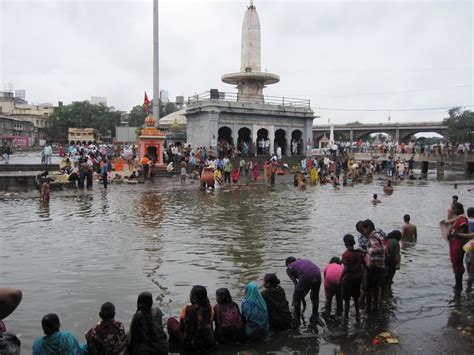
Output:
[{"xmin": 164, "ymin": 1, "xmax": 315, "ymax": 157}]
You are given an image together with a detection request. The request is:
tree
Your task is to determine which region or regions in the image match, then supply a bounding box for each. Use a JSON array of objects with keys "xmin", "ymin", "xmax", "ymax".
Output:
[
  {"xmin": 47, "ymin": 101, "xmax": 121, "ymax": 142},
  {"xmin": 128, "ymin": 100, "xmax": 179, "ymax": 127},
  {"xmin": 443, "ymin": 108, "xmax": 474, "ymax": 144},
  {"xmin": 128, "ymin": 104, "xmax": 148, "ymax": 127}
]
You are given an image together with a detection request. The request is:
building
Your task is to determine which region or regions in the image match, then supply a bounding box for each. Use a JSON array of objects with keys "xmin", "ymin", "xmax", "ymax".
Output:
[
  {"xmin": 0, "ymin": 115, "xmax": 36, "ymax": 146},
  {"xmin": 68, "ymin": 128, "xmax": 95, "ymax": 143},
  {"xmin": 0, "ymin": 92, "xmax": 54, "ymax": 144},
  {"xmin": 160, "ymin": 90, "xmax": 169, "ymax": 104},
  {"xmin": 184, "ymin": 2, "xmax": 314, "ymax": 156},
  {"xmin": 91, "ymin": 96, "xmax": 107, "ymax": 106},
  {"xmin": 15, "ymin": 90, "xmax": 26, "ymax": 101}
]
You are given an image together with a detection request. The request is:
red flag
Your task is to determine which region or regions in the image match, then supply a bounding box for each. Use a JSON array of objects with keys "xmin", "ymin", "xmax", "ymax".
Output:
[{"xmin": 144, "ymin": 91, "xmax": 150, "ymax": 113}]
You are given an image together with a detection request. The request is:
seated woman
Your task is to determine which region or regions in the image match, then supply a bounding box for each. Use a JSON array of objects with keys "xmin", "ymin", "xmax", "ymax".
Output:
[
  {"xmin": 128, "ymin": 292, "xmax": 168, "ymax": 355},
  {"xmin": 32, "ymin": 313, "xmax": 83, "ymax": 355},
  {"xmin": 260, "ymin": 274, "xmax": 292, "ymax": 332},
  {"xmin": 241, "ymin": 282, "xmax": 269, "ymax": 340},
  {"xmin": 179, "ymin": 285, "xmax": 216, "ymax": 353},
  {"xmin": 85, "ymin": 302, "xmax": 127, "ymax": 355},
  {"xmin": 212, "ymin": 288, "xmax": 244, "ymax": 344}
]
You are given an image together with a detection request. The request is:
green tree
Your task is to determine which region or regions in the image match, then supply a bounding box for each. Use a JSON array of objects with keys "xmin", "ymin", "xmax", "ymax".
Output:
[
  {"xmin": 47, "ymin": 101, "xmax": 121, "ymax": 142},
  {"xmin": 443, "ymin": 108, "xmax": 474, "ymax": 143},
  {"xmin": 128, "ymin": 100, "xmax": 179, "ymax": 127},
  {"xmin": 128, "ymin": 104, "xmax": 148, "ymax": 127}
]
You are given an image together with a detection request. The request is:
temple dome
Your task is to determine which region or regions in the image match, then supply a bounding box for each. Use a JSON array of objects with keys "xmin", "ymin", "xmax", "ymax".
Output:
[{"xmin": 159, "ymin": 109, "xmax": 187, "ymax": 127}]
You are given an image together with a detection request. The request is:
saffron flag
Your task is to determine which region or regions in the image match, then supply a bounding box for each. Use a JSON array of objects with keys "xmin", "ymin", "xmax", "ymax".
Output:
[{"xmin": 144, "ymin": 91, "xmax": 150, "ymax": 113}]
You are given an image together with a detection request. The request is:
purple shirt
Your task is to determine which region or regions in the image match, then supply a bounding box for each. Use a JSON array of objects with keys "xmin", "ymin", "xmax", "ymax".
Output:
[{"xmin": 287, "ymin": 259, "xmax": 321, "ymax": 281}]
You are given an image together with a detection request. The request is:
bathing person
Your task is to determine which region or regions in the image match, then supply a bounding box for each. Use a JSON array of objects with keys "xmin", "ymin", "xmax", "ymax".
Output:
[
  {"xmin": 442, "ymin": 203, "xmax": 470, "ymax": 296},
  {"xmin": 401, "ymin": 214, "xmax": 417, "ymax": 242},
  {"xmin": 32, "ymin": 313, "xmax": 83, "ymax": 355},
  {"xmin": 128, "ymin": 292, "xmax": 168, "ymax": 355},
  {"xmin": 285, "ymin": 257, "xmax": 321, "ymax": 326},
  {"xmin": 179, "ymin": 285, "xmax": 216, "ymax": 352},
  {"xmin": 372, "ymin": 194, "xmax": 381, "ymax": 205},
  {"xmin": 323, "ymin": 257, "xmax": 343, "ymax": 316},
  {"xmin": 85, "ymin": 302, "xmax": 127, "ymax": 355},
  {"xmin": 260, "ymin": 274, "xmax": 292, "ymax": 332},
  {"xmin": 0, "ymin": 288, "xmax": 22, "ymax": 354},
  {"xmin": 241, "ymin": 282, "xmax": 269, "ymax": 340},
  {"xmin": 341, "ymin": 234, "xmax": 365, "ymax": 318},
  {"xmin": 212, "ymin": 288, "xmax": 244, "ymax": 344},
  {"xmin": 385, "ymin": 230, "xmax": 401, "ymax": 290}
]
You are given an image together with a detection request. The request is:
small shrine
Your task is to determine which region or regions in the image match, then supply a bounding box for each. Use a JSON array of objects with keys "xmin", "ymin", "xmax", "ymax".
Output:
[{"xmin": 138, "ymin": 114, "xmax": 165, "ymax": 166}]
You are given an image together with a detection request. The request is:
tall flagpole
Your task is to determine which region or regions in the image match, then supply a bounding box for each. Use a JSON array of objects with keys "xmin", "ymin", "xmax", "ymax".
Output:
[{"xmin": 153, "ymin": 0, "xmax": 159, "ymax": 121}]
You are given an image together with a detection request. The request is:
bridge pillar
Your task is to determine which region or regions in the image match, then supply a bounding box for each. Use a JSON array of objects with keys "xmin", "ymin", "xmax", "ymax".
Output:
[
  {"xmin": 437, "ymin": 161, "xmax": 445, "ymax": 178},
  {"xmin": 395, "ymin": 128, "xmax": 400, "ymax": 142},
  {"xmin": 350, "ymin": 129, "xmax": 354, "ymax": 142},
  {"xmin": 421, "ymin": 161, "xmax": 429, "ymax": 178}
]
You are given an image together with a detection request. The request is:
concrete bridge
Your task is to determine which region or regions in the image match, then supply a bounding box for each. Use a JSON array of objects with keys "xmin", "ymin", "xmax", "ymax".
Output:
[{"xmin": 313, "ymin": 121, "xmax": 448, "ymax": 143}]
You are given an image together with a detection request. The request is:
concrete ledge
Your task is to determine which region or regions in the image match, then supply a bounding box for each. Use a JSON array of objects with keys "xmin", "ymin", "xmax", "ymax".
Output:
[{"xmin": 0, "ymin": 164, "xmax": 60, "ymax": 172}]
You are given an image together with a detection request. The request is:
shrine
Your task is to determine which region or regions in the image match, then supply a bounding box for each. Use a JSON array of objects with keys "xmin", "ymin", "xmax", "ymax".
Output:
[{"xmin": 138, "ymin": 114, "xmax": 166, "ymax": 166}]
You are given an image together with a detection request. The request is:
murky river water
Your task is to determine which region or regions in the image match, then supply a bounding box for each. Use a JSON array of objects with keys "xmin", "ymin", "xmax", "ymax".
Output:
[{"xmin": 1, "ymin": 170, "xmax": 474, "ymax": 353}]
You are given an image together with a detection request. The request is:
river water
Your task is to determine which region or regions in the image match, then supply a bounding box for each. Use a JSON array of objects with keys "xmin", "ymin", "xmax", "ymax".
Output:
[{"xmin": 1, "ymin": 171, "xmax": 474, "ymax": 354}]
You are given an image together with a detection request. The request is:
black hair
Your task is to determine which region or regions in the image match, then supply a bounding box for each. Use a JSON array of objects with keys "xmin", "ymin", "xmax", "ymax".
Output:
[
  {"xmin": 137, "ymin": 291, "xmax": 153, "ymax": 311},
  {"xmin": 343, "ymin": 234, "xmax": 355, "ymax": 246},
  {"xmin": 99, "ymin": 302, "xmax": 115, "ymax": 321},
  {"xmin": 467, "ymin": 207, "xmax": 474, "ymax": 218},
  {"xmin": 355, "ymin": 221, "xmax": 364, "ymax": 232},
  {"xmin": 404, "ymin": 214, "xmax": 410, "ymax": 222},
  {"xmin": 452, "ymin": 195, "xmax": 459, "ymax": 201},
  {"xmin": 388, "ymin": 230, "xmax": 402, "ymax": 241},
  {"xmin": 330, "ymin": 256, "xmax": 341, "ymax": 264},
  {"xmin": 215, "ymin": 288, "xmax": 232, "ymax": 304},
  {"xmin": 190, "ymin": 285, "xmax": 209, "ymax": 307},
  {"xmin": 373, "ymin": 193, "xmax": 378, "ymax": 199},
  {"xmin": 263, "ymin": 273, "xmax": 280, "ymax": 287},
  {"xmin": 452, "ymin": 202, "xmax": 464, "ymax": 215},
  {"xmin": 285, "ymin": 256, "xmax": 296, "ymax": 266},
  {"xmin": 41, "ymin": 313, "xmax": 60, "ymax": 336},
  {"xmin": 363, "ymin": 219, "xmax": 375, "ymax": 231}
]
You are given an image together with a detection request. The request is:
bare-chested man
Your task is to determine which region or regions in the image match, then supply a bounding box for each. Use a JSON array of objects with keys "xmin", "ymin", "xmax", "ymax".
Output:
[{"xmin": 401, "ymin": 214, "xmax": 417, "ymax": 242}]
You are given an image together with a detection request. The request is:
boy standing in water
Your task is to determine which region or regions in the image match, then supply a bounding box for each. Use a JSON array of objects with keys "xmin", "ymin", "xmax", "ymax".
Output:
[
  {"xmin": 401, "ymin": 214, "xmax": 417, "ymax": 242},
  {"xmin": 341, "ymin": 234, "xmax": 366, "ymax": 318}
]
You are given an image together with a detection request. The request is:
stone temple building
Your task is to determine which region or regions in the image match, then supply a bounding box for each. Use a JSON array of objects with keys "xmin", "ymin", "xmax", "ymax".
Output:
[{"xmin": 162, "ymin": 1, "xmax": 314, "ymax": 156}]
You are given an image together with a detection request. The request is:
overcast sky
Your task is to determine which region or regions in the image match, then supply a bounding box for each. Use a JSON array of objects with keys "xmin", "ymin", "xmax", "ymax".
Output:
[{"xmin": 1, "ymin": 0, "xmax": 472, "ymax": 124}]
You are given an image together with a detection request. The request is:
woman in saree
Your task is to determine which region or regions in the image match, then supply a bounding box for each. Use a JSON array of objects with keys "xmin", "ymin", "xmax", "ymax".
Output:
[
  {"xmin": 252, "ymin": 160, "xmax": 260, "ymax": 181},
  {"xmin": 241, "ymin": 282, "xmax": 269, "ymax": 340}
]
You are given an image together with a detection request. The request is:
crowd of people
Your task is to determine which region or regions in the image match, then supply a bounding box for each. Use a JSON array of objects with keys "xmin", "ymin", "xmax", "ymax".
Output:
[
  {"xmin": 1, "ymin": 204, "xmax": 472, "ymax": 354},
  {"xmin": 324, "ymin": 139, "xmax": 471, "ymax": 157}
]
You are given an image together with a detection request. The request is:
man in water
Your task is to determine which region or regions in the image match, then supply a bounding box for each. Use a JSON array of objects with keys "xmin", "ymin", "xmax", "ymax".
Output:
[
  {"xmin": 372, "ymin": 194, "xmax": 381, "ymax": 205},
  {"xmin": 285, "ymin": 257, "xmax": 321, "ymax": 326},
  {"xmin": 401, "ymin": 214, "xmax": 417, "ymax": 242}
]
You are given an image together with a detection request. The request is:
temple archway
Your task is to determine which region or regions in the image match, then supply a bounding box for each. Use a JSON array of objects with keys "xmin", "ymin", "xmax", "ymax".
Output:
[
  {"xmin": 257, "ymin": 128, "xmax": 269, "ymax": 155},
  {"xmin": 291, "ymin": 130, "xmax": 303, "ymax": 155},
  {"xmin": 218, "ymin": 126, "xmax": 233, "ymax": 146},
  {"xmin": 238, "ymin": 127, "xmax": 252, "ymax": 156},
  {"xmin": 274, "ymin": 129, "xmax": 287, "ymax": 156}
]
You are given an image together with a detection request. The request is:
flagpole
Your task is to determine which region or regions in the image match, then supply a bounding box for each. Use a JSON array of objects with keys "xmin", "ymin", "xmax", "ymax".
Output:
[{"xmin": 153, "ymin": 0, "xmax": 159, "ymax": 121}]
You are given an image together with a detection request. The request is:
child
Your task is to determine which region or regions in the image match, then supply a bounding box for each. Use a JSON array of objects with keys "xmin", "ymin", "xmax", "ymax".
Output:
[
  {"xmin": 385, "ymin": 230, "xmax": 401, "ymax": 290},
  {"xmin": 41, "ymin": 178, "xmax": 50, "ymax": 202},
  {"xmin": 261, "ymin": 274, "xmax": 292, "ymax": 332},
  {"xmin": 341, "ymin": 234, "xmax": 366, "ymax": 319},
  {"xmin": 372, "ymin": 193, "xmax": 381, "ymax": 205},
  {"xmin": 323, "ymin": 257, "xmax": 343, "ymax": 316},
  {"xmin": 212, "ymin": 288, "xmax": 244, "ymax": 344}
]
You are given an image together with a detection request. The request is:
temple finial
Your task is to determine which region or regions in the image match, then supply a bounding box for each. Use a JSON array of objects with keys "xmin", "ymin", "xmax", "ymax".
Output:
[{"xmin": 249, "ymin": 0, "xmax": 255, "ymax": 9}]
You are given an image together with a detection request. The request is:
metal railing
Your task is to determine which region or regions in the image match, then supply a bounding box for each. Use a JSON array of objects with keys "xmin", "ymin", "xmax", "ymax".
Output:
[{"xmin": 187, "ymin": 91, "xmax": 311, "ymax": 109}]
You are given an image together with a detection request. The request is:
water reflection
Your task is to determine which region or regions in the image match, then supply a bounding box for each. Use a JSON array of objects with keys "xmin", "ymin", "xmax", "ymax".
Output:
[{"xmin": 138, "ymin": 192, "xmax": 165, "ymax": 228}]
